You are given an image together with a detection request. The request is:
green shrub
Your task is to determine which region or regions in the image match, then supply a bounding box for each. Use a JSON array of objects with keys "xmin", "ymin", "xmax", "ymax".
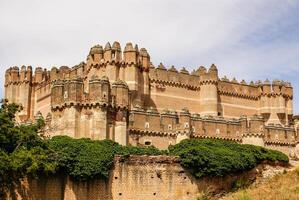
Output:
[
  {"xmin": 48, "ymin": 136, "xmax": 165, "ymax": 180},
  {"xmin": 169, "ymin": 139, "xmax": 288, "ymax": 178}
]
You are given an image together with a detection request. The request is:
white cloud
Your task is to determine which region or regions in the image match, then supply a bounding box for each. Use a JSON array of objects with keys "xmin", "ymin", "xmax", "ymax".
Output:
[{"xmin": 0, "ymin": 0, "xmax": 299, "ymax": 112}]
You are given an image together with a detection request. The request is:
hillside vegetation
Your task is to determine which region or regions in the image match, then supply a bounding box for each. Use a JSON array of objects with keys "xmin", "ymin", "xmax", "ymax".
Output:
[
  {"xmin": 220, "ymin": 167, "xmax": 299, "ymax": 200},
  {"xmin": 0, "ymin": 101, "xmax": 289, "ymax": 198}
]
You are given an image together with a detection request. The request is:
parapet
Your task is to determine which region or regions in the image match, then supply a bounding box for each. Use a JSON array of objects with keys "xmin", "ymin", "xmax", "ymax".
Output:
[
  {"xmin": 86, "ymin": 41, "xmax": 151, "ymax": 69},
  {"xmin": 129, "ymin": 109, "xmax": 297, "ymax": 144},
  {"xmin": 259, "ymin": 79, "xmax": 293, "ymax": 98},
  {"xmin": 198, "ymin": 64, "xmax": 218, "ymax": 83},
  {"xmin": 5, "ymin": 66, "xmax": 33, "ymax": 85},
  {"xmin": 149, "ymin": 64, "xmax": 200, "ymax": 89},
  {"xmin": 149, "ymin": 64, "xmax": 219, "ymax": 89}
]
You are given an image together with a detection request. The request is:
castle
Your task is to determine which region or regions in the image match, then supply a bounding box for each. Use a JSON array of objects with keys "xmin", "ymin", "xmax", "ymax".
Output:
[{"xmin": 4, "ymin": 41, "xmax": 299, "ymax": 157}]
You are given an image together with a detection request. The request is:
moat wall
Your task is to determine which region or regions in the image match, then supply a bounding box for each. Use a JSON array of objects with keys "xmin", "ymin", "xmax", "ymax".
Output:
[{"xmin": 9, "ymin": 156, "xmax": 287, "ymax": 200}]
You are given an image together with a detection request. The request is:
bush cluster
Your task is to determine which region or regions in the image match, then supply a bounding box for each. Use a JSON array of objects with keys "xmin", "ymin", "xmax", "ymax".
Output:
[
  {"xmin": 168, "ymin": 139, "xmax": 289, "ymax": 178},
  {"xmin": 48, "ymin": 136, "xmax": 164, "ymax": 180}
]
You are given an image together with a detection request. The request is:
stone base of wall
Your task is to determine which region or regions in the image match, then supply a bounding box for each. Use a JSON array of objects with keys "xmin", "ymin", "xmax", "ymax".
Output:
[{"xmin": 7, "ymin": 156, "xmax": 289, "ymax": 200}]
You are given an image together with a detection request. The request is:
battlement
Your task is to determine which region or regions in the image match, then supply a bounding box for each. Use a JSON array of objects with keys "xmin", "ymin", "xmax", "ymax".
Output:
[
  {"xmin": 86, "ymin": 41, "xmax": 150, "ymax": 69},
  {"xmin": 4, "ymin": 41, "xmax": 298, "ymax": 156},
  {"xmin": 5, "ymin": 66, "xmax": 33, "ymax": 85},
  {"xmin": 51, "ymin": 75, "xmax": 129, "ymax": 110},
  {"xmin": 129, "ymin": 107, "xmax": 298, "ymax": 146}
]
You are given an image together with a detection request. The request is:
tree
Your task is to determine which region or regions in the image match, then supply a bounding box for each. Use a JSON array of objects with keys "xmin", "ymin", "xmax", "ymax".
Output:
[{"xmin": 0, "ymin": 100, "xmax": 57, "ymax": 198}]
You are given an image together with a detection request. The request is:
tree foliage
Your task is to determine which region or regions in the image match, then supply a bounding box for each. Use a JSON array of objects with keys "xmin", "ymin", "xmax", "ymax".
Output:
[{"xmin": 0, "ymin": 100, "xmax": 56, "ymax": 198}]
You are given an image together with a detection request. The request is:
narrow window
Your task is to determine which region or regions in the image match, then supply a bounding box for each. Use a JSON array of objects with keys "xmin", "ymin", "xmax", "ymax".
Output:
[{"xmin": 145, "ymin": 122, "xmax": 150, "ymax": 129}]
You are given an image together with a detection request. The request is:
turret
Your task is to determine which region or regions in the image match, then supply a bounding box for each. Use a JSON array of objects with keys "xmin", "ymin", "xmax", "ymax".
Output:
[
  {"xmin": 66, "ymin": 77, "xmax": 84, "ymax": 103},
  {"xmin": 112, "ymin": 80, "xmax": 129, "ymax": 108},
  {"xmin": 89, "ymin": 45, "xmax": 103, "ymax": 63},
  {"xmin": 272, "ymin": 79, "xmax": 282, "ymax": 94},
  {"xmin": 100, "ymin": 76, "xmax": 110, "ymax": 104},
  {"xmin": 89, "ymin": 75, "xmax": 110, "ymax": 104},
  {"xmin": 51, "ymin": 80, "xmax": 64, "ymax": 107},
  {"xmin": 199, "ymin": 64, "xmax": 219, "ymax": 116},
  {"xmin": 11, "ymin": 66, "xmax": 20, "ymax": 82},
  {"xmin": 179, "ymin": 108, "xmax": 191, "ymax": 131},
  {"xmin": 123, "ymin": 42, "xmax": 138, "ymax": 64},
  {"xmin": 139, "ymin": 48, "xmax": 150, "ymax": 70},
  {"xmin": 112, "ymin": 79, "xmax": 129, "ymax": 146},
  {"xmin": 208, "ymin": 64, "xmax": 218, "ymax": 80},
  {"xmin": 34, "ymin": 67, "xmax": 43, "ymax": 83},
  {"xmin": 198, "ymin": 66, "xmax": 206, "ymax": 76},
  {"xmin": 104, "ymin": 42, "xmax": 112, "ymax": 62},
  {"xmin": 260, "ymin": 79, "xmax": 271, "ymax": 114},
  {"xmin": 20, "ymin": 66, "xmax": 26, "ymax": 81},
  {"xmin": 243, "ymin": 115, "xmax": 265, "ymax": 147},
  {"xmin": 260, "ymin": 79, "xmax": 291, "ymax": 126},
  {"xmin": 89, "ymin": 75, "xmax": 102, "ymax": 103},
  {"xmin": 112, "ymin": 41, "xmax": 122, "ymax": 62},
  {"xmin": 248, "ymin": 115, "xmax": 264, "ymax": 134},
  {"xmin": 272, "ymin": 80, "xmax": 286, "ymax": 114},
  {"xmin": 5, "ymin": 68, "xmax": 10, "ymax": 85},
  {"xmin": 50, "ymin": 67, "xmax": 59, "ymax": 81},
  {"xmin": 26, "ymin": 66, "xmax": 33, "ymax": 82},
  {"xmin": 161, "ymin": 109, "xmax": 178, "ymax": 132},
  {"xmin": 285, "ymin": 82, "xmax": 293, "ymax": 117}
]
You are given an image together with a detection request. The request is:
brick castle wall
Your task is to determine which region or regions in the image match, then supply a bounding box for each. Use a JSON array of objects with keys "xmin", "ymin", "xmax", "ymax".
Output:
[{"xmin": 8, "ymin": 155, "xmax": 286, "ymax": 200}]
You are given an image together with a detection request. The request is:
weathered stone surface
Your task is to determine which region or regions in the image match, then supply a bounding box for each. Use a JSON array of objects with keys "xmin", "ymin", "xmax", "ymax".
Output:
[{"xmin": 8, "ymin": 156, "xmax": 289, "ymax": 200}]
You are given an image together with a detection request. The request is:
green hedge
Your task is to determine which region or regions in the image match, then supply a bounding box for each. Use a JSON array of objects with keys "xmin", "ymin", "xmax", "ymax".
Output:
[
  {"xmin": 168, "ymin": 139, "xmax": 289, "ymax": 178},
  {"xmin": 48, "ymin": 136, "xmax": 164, "ymax": 180},
  {"xmin": 49, "ymin": 136, "xmax": 288, "ymax": 180}
]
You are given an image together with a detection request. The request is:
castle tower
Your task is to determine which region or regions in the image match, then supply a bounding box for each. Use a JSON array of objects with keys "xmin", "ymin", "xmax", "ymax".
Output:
[
  {"xmin": 123, "ymin": 43, "xmax": 151, "ymax": 108},
  {"xmin": 18, "ymin": 66, "xmax": 33, "ymax": 120},
  {"xmin": 176, "ymin": 108, "xmax": 191, "ymax": 144},
  {"xmin": 105, "ymin": 42, "xmax": 121, "ymax": 82},
  {"xmin": 5, "ymin": 66, "xmax": 33, "ymax": 121},
  {"xmin": 199, "ymin": 64, "xmax": 218, "ymax": 116},
  {"xmin": 88, "ymin": 75, "xmax": 110, "ymax": 140},
  {"xmin": 243, "ymin": 115, "xmax": 265, "ymax": 146},
  {"xmin": 51, "ymin": 80, "xmax": 64, "ymax": 107},
  {"xmin": 285, "ymin": 82, "xmax": 293, "ymax": 124},
  {"xmin": 139, "ymin": 48, "xmax": 150, "ymax": 104},
  {"xmin": 260, "ymin": 79, "xmax": 292, "ymax": 126},
  {"xmin": 111, "ymin": 80, "xmax": 129, "ymax": 145},
  {"xmin": 34, "ymin": 67, "xmax": 43, "ymax": 83},
  {"xmin": 10, "ymin": 66, "xmax": 20, "ymax": 103}
]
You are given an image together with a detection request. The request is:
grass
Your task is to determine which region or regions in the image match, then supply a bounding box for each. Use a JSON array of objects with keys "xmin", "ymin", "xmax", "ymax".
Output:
[{"xmin": 220, "ymin": 167, "xmax": 299, "ymax": 200}]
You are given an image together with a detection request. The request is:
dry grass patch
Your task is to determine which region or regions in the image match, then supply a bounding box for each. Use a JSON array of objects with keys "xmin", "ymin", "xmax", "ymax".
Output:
[{"xmin": 221, "ymin": 167, "xmax": 299, "ymax": 200}]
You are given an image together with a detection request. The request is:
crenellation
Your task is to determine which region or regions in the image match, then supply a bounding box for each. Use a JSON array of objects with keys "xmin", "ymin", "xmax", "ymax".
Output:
[
  {"xmin": 180, "ymin": 67, "xmax": 189, "ymax": 74},
  {"xmin": 5, "ymin": 41, "xmax": 299, "ymax": 158},
  {"xmin": 11, "ymin": 66, "xmax": 20, "ymax": 82},
  {"xmin": 139, "ymin": 48, "xmax": 150, "ymax": 69},
  {"xmin": 112, "ymin": 41, "xmax": 122, "ymax": 62},
  {"xmin": 123, "ymin": 42, "xmax": 138, "ymax": 64},
  {"xmin": 34, "ymin": 67, "xmax": 44, "ymax": 83},
  {"xmin": 104, "ymin": 42, "xmax": 112, "ymax": 62}
]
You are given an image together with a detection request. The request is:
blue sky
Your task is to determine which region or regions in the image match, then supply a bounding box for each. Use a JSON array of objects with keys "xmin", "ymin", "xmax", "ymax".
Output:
[{"xmin": 0, "ymin": 0, "xmax": 299, "ymax": 113}]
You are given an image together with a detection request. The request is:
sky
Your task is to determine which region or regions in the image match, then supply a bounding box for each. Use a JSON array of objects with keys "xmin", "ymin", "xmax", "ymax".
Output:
[{"xmin": 0, "ymin": 0, "xmax": 299, "ymax": 113}]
